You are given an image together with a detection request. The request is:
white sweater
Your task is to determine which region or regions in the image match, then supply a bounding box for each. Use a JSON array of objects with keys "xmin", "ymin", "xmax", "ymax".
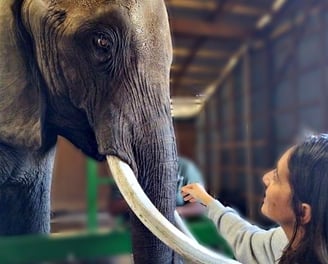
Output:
[{"xmin": 207, "ymin": 200, "xmax": 288, "ymax": 264}]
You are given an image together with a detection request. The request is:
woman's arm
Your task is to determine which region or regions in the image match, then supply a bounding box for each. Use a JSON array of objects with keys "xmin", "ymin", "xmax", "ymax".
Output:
[
  {"xmin": 181, "ymin": 183, "xmax": 288, "ymax": 264},
  {"xmin": 207, "ymin": 200, "xmax": 287, "ymax": 264}
]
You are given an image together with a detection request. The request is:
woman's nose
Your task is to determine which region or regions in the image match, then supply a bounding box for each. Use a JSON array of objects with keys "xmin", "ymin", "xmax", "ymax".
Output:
[{"xmin": 262, "ymin": 172, "xmax": 270, "ymax": 186}]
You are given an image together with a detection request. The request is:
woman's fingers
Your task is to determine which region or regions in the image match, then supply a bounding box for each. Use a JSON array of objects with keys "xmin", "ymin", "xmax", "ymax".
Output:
[
  {"xmin": 181, "ymin": 183, "xmax": 213, "ymax": 206},
  {"xmin": 182, "ymin": 193, "xmax": 194, "ymax": 202},
  {"xmin": 181, "ymin": 185, "xmax": 202, "ymax": 203}
]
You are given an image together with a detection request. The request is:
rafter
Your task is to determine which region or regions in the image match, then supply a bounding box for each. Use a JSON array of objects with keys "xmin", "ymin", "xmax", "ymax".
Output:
[
  {"xmin": 171, "ymin": 64, "xmax": 221, "ymax": 74},
  {"xmin": 173, "ymin": 47, "xmax": 231, "ymax": 59},
  {"xmin": 170, "ymin": 0, "xmax": 228, "ymax": 95},
  {"xmin": 166, "ymin": 0, "xmax": 268, "ymax": 16},
  {"xmin": 171, "ymin": 78, "xmax": 208, "ymax": 86},
  {"xmin": 170, "ymin": 18, "xmax": 251, "ymax": 39},
  {"xmin": 166, "ymin": 0, "xmax": 216, "ymax": 11},
  {"xmin": 227, "ymin": 4, "xmax": 267, "ymax": 17}
]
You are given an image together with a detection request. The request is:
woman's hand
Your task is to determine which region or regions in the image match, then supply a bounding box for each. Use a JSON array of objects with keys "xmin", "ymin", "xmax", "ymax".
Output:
[{"xmin": 181, "ymin": 183, "xmax": 215, "ymax": 206}]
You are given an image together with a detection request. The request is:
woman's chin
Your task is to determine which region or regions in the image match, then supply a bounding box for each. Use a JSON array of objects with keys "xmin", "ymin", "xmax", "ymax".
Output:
[{"xmin": 260, "ymin": 205, "xmax": 275, "ymax": 222}]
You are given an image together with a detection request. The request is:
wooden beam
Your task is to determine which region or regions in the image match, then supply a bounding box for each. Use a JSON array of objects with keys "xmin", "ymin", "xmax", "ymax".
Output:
[
  {"xmin": 170, "ymin": 18, "xmax": 252, "ymax": 39},
  {"xmin": 166, "ymin": 0, "xmax": 216, "ymax": 11},
  {"xmin": 173, "ymin": 47, "xmax": 231, "ymax": 59},
  {"xmin": 227, "ymin": 4, "xmax": 267, "ymax": 17},
  {"xmin": 166, "ymin": 0, "xmax": 268, "ymax": 16},
  {"xmin": 171, "ymin": 64, "xmax": 221, "ymax": 74},
  {"xmin": 171, "ymin": 78, "xmax": 207, "ymax": 85},
  {"xmin": 170, "ymin": 0, "xmax": 230, "ymax": 93}
]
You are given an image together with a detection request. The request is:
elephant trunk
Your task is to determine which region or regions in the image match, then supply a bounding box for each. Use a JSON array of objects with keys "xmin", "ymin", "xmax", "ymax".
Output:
[
  {"xmin": 95, "ymin": 107, "xmax": 179, "ymax": 263},
  {"xmin": 130, "ymin": 138, "xmax": 178, "ymax": 263}
]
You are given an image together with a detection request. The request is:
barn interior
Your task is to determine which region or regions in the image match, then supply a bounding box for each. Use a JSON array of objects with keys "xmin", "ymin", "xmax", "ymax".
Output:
[
  {"xmin": 2, "ymin": 0, "xmax": 327, "ymax": 263},
  {"xmin": 53, "ymin": 0, "xmax": 328, "ymax": 226}
]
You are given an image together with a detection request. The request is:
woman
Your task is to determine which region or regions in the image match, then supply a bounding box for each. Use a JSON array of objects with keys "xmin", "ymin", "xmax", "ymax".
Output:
[{"xmin": 181, "ymin": 134, "xmax": 328, "ymax": 264}]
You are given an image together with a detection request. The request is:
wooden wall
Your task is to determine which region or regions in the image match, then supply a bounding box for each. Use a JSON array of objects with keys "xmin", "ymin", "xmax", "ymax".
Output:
[
  {"xmin": 51, "ymin": 2, "xmax": 328, "ymax": 223},
  {"xmin": 194, "ymin": 1, "xmax": 328, "ymax": 225},
  {"xmin": 174, "ymin": 118, "xmax": 197, "ymax": 160},
  {"xmin": 51, "ymin": 137, "xmax": 109, "ymax": 213}
]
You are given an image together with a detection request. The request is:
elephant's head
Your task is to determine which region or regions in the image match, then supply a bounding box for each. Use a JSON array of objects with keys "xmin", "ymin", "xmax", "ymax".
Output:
[
  {"xmin": 1, "ymin": 0, "xmax": 174, "ymax": 159},
  {"xmin": 0, "ymin": 1, "xmax": 237, "ymax": 263}
]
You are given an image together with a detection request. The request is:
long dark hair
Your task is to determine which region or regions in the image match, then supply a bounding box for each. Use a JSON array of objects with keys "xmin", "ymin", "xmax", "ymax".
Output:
[{"xmin": 279, "ymin": 134, "xmax": 328, "ymax": 264}]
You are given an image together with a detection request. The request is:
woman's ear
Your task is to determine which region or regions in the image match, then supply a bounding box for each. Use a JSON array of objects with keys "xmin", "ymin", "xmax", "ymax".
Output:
[
  {"xmin": 301, "ymin": 203, "xmax": 312, "ymax": 224},
  {"xmin": 0, "ymin": 0, "xmax": 46, "ymax": 149}
]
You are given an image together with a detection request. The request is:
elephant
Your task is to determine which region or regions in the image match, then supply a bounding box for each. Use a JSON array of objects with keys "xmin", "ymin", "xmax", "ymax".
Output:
[{"xmin": 0, "ymin": 1, "xmax": 238, "ymax": 263}]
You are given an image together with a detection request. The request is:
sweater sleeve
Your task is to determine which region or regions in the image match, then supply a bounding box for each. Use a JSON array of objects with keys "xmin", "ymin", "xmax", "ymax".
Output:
[{"xmin": 207, "ymin": 200, "xmax": 288, "ymax": 264}]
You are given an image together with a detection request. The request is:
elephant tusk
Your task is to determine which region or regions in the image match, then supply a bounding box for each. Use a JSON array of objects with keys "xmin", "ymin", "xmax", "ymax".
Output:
[{"xmin": 107, "ymin": 155, "xmax": 240, "ymax": 264}]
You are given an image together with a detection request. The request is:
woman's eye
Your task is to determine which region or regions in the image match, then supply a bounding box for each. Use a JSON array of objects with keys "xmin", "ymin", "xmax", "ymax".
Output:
[{"xmin": 96, "ymin": 34, "xmax": 110, "ymax": 50}]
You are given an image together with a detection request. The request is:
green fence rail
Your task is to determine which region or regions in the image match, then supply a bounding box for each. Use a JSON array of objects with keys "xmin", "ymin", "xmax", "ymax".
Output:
[
  {"xmin": 0, "ymin": 159, "xmax": 234, "ymax": 263},
  {"xmin": 0, "ymin": 218, "xmax": 233, "ymax": 263},
  {"xmin": 0, "ymin": 230, "xmax": 131, "ymax": 263}
]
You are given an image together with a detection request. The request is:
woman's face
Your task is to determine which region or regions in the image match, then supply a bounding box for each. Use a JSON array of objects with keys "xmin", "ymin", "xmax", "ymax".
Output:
[{"xmin": 261, "ymin": 147, "xmax": 296, "ymax": 227}]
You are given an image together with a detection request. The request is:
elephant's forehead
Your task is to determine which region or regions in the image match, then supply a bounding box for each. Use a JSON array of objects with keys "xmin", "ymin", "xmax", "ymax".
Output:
[
  {"xmin": 51, "ymin": 0, "xmax": 168, "ymax": 37},
  {"xmin": 52, "ymin": 0, "xmax": 159, "ymax": 28},
  {"xmin": 50, "ymin": 0, "xmax": 136, "ymax": 32},
  {"xmin": 54, "ymin": 0, "xmax": 137, "ymax": 11}
]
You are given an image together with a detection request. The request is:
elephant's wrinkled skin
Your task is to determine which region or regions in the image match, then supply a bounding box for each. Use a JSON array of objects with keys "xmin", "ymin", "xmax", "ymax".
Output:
[{"xmin": 0, "ymin": 0, "xmax": 178, "ymax": 263}]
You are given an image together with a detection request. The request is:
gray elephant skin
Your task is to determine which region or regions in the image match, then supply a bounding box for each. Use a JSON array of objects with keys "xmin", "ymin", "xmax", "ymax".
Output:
[{"xmin": 0, "ymin": 0, "xmax": 178, "ymax": 263}]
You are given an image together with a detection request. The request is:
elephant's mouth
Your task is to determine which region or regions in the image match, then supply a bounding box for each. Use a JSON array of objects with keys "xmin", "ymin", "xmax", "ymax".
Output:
[{"xmin": 107, "ymin": 155, "xmax": 240, "ymax": 264}]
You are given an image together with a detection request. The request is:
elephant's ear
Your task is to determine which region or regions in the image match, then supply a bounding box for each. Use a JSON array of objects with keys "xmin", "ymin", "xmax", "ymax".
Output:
[{"xmin": 0, "ymin": 0, "xmax": 46, "ymax": 149}]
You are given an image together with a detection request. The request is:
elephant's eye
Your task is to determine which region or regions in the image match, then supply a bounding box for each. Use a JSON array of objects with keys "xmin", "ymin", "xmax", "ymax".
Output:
[{"xmin": 95, "ymin": 34, "xmax": 111, "ymax": 50}]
